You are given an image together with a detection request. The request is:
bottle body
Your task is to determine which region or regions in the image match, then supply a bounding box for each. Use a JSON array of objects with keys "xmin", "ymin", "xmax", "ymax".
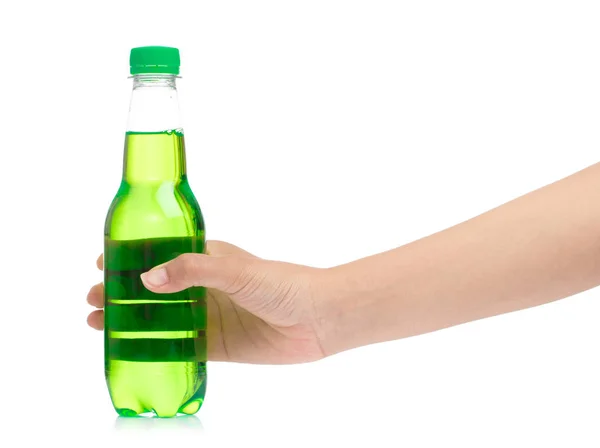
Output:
[{"xmin": 103, "ymin": 70, "xmax": 207, "ymax": 418}]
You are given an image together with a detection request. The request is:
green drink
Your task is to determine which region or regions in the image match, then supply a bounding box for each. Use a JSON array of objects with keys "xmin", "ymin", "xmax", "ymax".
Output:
[{"xmin": 103, "ymin": 47, "xmax": 207, "ymax": 418}]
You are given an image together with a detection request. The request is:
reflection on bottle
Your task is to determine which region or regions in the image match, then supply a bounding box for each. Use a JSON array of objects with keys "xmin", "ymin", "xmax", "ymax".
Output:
[{"xmin": 114, "ymin": 414, "xmax": 204, "ymax": 433}]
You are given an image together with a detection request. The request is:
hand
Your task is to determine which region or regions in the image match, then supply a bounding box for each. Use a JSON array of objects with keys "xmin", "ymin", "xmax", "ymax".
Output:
[{"xmin": 87, "ymin": 241, "xmax": 326, "ymax": 364}]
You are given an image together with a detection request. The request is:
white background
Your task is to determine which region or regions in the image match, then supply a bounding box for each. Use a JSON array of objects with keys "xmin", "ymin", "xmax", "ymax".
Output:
[{"xmin": 1, "ymin": 1, "xmax": 600, "ymax": 447}]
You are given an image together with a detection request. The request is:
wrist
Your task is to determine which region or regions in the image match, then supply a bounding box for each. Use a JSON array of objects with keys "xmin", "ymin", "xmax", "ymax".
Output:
[
  {"xmin": 310, "ymin": 263, "xmax": 367, "ymax": 357},
  {"xmin": 310, "ymin": 248, "xmax": 420, "ymax": 357}
]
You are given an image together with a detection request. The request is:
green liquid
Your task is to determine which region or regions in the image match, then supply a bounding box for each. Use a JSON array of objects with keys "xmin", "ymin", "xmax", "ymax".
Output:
[{"xmin": 104, "ymin": 131, "xmax": 206, "ymax": 418}]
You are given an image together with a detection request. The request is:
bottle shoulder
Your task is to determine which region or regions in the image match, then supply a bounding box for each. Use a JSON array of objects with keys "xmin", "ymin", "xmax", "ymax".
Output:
[{"xmin": 105, "ymin": 181, "xmax": 204, "ymax": 240}]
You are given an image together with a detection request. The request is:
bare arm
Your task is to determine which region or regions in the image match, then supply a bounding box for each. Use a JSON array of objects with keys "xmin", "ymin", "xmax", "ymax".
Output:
[
  {"xmin": 88, "ymin": 163, "xmax": 600, "ymax": 364},
  {"xmin": 318, "ymin": 163, "xmax": 600, "ymax": 356}
]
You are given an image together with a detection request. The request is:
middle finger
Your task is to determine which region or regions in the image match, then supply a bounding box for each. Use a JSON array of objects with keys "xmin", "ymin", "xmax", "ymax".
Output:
[{"xmin": 87, "ymin": 283, "xmax": 104, "ymax": 308}]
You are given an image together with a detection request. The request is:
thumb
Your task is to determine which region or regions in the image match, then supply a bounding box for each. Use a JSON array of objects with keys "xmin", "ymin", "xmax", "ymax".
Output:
[{"xmin": 140, "ymin": 252, "xmax": 258, "ymax": 296}]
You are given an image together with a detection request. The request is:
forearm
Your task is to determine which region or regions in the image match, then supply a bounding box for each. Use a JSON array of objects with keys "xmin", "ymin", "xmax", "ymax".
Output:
[{"xmin": 317, "ymin": 162, "xmax": 600, "ymax": 356}]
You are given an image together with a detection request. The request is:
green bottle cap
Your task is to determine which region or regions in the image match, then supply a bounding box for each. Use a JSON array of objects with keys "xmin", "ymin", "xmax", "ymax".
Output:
[{"xmin": 129, "ymin": 46, "xmax": 180, "ymax": 75}]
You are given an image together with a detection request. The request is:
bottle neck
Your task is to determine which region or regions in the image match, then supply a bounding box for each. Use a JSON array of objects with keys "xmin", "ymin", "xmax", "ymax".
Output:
[
  {"xmin": 123, "ymin": 74, "xmax": 186, "ymax": 184},
  {"xmin": 126, "ymin": 74, "xmax": 182, "ymax": 132}
]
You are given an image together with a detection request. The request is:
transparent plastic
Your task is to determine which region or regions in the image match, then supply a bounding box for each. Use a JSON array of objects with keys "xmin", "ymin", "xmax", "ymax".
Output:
[{"xmin": 103, "ymin": 74, "xmax": 206, "ymax": 418}]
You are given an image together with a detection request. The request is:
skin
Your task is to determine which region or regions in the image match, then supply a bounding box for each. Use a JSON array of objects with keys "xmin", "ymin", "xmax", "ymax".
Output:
[{"xmin": 88, "ymin": 162, "xmax": 600, "ymax": 363}]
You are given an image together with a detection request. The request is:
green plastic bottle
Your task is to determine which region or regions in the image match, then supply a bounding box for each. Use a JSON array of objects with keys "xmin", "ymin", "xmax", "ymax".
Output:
[{"xmin": 103, "ymin": 46, "xmax": 207, "ymax": 418}]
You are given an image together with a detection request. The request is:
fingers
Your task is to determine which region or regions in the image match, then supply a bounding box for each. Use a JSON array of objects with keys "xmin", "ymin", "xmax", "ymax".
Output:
[
  {"xmin": 87, "ymin": 283, "xmax": 104, "ymax": 308},
  {"xmin": 87, "ymin": 310, "xmax": 104, "ymax": 330},
  {"xmin": 87, "ymin": 276, "xmax": 104, "ymax": 329},
  {"xmin": 89, "ymin": 256, "xmax": 104, "ymax": 330},
  {"xmin": 92, "ymin": 243, "xmax": 259, "ymax": 335},
  {"xmin": 141, "ymin": 252, "xmax": 260, "ymax": 296}
]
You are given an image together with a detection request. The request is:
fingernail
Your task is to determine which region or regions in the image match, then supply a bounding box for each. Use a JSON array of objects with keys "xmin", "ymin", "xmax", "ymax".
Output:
[{"xmin": 141, "ymin": 268, "xmax": 168, "ymax": 287}]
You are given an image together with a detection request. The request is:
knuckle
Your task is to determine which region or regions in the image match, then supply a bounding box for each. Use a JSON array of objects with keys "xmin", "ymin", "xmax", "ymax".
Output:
[{"xmin": 175, "ymin": 253, "xmax": 203, "ymax": 283}]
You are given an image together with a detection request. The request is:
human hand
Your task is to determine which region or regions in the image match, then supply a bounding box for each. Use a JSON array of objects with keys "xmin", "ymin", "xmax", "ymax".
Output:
[{"xmin": 87, "ymin": 241, "xmax": 327, "ymax": 364}]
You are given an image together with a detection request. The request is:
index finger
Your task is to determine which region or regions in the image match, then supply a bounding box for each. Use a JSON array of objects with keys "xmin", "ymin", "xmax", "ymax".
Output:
[{"xmin": 96, "ymin": 254, "xmax": 103, "ymax": 271}]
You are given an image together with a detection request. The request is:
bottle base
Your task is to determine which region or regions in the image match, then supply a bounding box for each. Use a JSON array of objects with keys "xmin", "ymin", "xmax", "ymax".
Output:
[
  {"xmin": 106, "ymin": 360, "xmax": 206, "ymax": 418},
  {"xmin": 116, "ymin": 397, "xmax": 203, "ymax": 418}
]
